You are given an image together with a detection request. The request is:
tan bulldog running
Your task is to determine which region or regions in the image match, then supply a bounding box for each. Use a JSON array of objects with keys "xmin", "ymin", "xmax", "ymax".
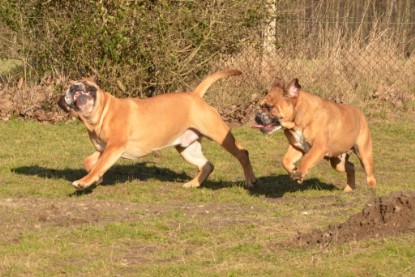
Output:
[
  {"xmin": 254, "ymin": 77, "xmax": 376, "ymax": 191},
  {"xmin": 59, "ymin": 70, "xmax": 256, "ymax": 190}
]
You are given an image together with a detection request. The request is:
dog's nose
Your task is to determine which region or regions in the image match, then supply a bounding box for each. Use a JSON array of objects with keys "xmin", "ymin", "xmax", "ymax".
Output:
[
  {"xmin": 255, "ymin": 111, "xmax": 272, "ymax": 125},
  {"xmin": 75, "ymin": 94, "xmax": 89, "ymax": 108},
  {"xmin": 255, "ymin": 111, "xmax": 263, "ymax": 124}
]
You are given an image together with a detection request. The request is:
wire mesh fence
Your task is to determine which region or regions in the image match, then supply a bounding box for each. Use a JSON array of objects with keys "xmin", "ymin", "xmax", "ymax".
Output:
[{"xmin": 222, "ymin": 0, "xmax": 415, "ymax": 113}]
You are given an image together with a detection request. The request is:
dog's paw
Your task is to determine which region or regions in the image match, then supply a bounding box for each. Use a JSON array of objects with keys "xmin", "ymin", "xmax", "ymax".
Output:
[
  {"xmin": 290, "ymin": 171, "xmax": 304, "ymax": 184},
  {"xmin": 245, "ymin": 176, "xmax": 260, "ymax": 188},
  {"xmin": 367, "ymin": 176, "xmax": 377, "ymax": 187},
  {"xmin": 183, "ymin": 180, "xmax": 201, "ymax": 188},
  {"xmin": 71, "ymin": 180, "xmax": 89, "ymax": 190},
  {"xmin": 343, "ymin": 185, "xmax": 354, "ymax": 192},
  {"xmin": 245, "ymin": 182, "xmax": 254, "ymax": 189},
  {"xmin": 71, "ymin": 177, "xmax": 103, "ymax": 190}
]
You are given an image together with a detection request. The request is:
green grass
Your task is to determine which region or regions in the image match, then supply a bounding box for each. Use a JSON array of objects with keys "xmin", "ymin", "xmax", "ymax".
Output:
[
  {"xmin": 0, "ymin": 59, "xmax": 22, "ymax": 75},
  {"xmin": 0, "ymin": 118, "xmax": 414, "ymax": 276}
]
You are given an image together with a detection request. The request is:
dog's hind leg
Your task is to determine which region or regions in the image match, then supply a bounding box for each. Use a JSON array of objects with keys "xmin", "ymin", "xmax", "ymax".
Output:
[
  {"xmin": 354, "ymin": 135, "xmax": 376, "ymax": 187},
  {"xmin": 220, "ymin": 134, "xmax": 256, "ymax": 187},
  {"xmin": 330, "ymin": 153, "xmax": 355, "ymax": 192},
  {"xmin": 176, "ymin": 141, "xmax": 214, "ymax": 188},
  {"xmin": 196, "ymin": 118, "xmax": 256, "ymax": 187}
]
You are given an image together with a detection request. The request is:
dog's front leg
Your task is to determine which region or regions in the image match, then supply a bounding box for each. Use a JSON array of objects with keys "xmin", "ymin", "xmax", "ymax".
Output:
[
  {"xmin": 294, "ymin": 144, "xmax": 327, "ymax": 183},
  {"xmin": 72, "ymin": 143, "xmax": 125, "ymax": 190},
  {"xmin": 282, "ymin": 145, "xmax": 303, "ymax": 174},
  {"xmin": 84, "ymin": 151, "xmax": 101, "ymax": 172}
]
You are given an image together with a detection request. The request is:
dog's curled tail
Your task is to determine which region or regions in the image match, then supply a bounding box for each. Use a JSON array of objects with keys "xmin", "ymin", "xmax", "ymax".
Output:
[{"xmin": 192, "ymin": 69, "xmax": 242, "ymax": 98}]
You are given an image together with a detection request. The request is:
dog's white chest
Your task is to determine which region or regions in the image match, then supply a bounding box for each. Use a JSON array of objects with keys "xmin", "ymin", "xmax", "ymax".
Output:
[{"xmin": 288, "ymin": 129, "xmax": 310, "ymax": 152}]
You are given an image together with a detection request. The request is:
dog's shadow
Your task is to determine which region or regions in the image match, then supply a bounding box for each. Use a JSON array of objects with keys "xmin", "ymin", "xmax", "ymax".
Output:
[
  {"xmin": 198, "ymin": 175, "xmax": 336, "ymax": 198},
  {"xmin": 13, "ymin": 164, "xmax": 336, "ymax": 198},
  {"xmin": 252, "ymin": 175, "xmax": 336, "ymax": 198},
  {"xmin": 12, "ymin": 162, "xmax": 191, "ymax": 196}
]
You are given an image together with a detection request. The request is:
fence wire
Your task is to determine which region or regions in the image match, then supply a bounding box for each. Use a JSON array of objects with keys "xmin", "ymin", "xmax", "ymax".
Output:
[{"xmin": 224, "ymin": 0, "xmax": 415, "ymax": 110}]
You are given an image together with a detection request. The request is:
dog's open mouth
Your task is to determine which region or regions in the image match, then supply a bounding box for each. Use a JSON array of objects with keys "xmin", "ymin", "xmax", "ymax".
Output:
[
  {"xmin": 73, "ymin": 91, "xmax": 86, "ymax": 102},
  {"xmin": 59, "ymin": 81, "xmax": 98, "ymax": 114},
  {"xmin": 72, "ymin": 91, "xmax": 92, "ymax": 107},
  {"xmin": 251, "ymin": 123, "xmax": 282, "ymax": 135},
  {"xmin": 253, "ymin": 111, "xmax": 282, "ymax": 135},
  {"xmin": 63, "ymin": 90, "xmax": 85, "ymax": 108}
]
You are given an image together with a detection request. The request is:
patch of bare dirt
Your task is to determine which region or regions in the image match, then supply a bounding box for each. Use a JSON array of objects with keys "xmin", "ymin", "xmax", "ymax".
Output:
[
  {"xmin": 296, "ymin": 191, "xmax": 415, "ymax": 246},
  {"xmin": 0, "ymin": 197, "xmax": 261, "ymax": 243},
  {"xmin": 0, "ymin": 198, "xmax": 141, "ymax": 241}
]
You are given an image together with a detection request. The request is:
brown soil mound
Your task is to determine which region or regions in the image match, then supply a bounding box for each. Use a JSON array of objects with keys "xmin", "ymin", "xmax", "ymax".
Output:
[{"xmin": 296, "ymin": 191, "xmax": 415, "ymax": 246}]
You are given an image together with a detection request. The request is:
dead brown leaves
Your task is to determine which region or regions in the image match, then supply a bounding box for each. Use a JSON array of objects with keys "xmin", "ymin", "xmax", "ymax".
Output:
[{"xmin": 0, "ymin": 76, "xmax": 69, "ymax": 123}]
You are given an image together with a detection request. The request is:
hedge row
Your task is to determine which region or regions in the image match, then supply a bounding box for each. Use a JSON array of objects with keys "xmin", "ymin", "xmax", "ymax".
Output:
[{"xmin": 0, "ymin": 0, "xmax": 265, "ymax": 96}]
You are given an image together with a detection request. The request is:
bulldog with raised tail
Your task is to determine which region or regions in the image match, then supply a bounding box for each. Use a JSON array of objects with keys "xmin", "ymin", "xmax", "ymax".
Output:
[
  {"xmin": 59, "ymin": 70, "xmax": 256, "ymax": 190},
  {"xmin": 254, "ymin": 77, "xmax": 376, "ymax": 191}
]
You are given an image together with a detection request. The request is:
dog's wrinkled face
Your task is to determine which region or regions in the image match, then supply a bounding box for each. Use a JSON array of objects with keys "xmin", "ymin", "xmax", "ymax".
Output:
[
  {"xmin": 253, "ymin": 77, "xmax": 301, "ymax": 135},
  {"xmin": 59, "ymin": 81, "xmax": 98, "ymax": 115}
]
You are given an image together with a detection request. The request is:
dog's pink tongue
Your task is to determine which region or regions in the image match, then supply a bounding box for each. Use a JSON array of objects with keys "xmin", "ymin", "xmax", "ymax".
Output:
[{"xmin": 251, "ymin": 124, "xmax": 264, "ymax": 129}]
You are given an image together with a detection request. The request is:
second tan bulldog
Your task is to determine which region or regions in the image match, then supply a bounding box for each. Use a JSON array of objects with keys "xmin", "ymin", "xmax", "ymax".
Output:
[
  {"xmin": 254, "ymin": 77, "xmax": 376, "ymax": 191},
  {"xmin": 58, "ymin": 70, "xmax": 256, "ymax": 190}
]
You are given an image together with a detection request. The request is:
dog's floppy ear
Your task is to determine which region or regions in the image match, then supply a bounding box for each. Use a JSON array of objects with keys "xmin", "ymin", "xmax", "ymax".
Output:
[
  {"xmin": 285, "ymin": 78, "xmax": 301, "ymax": 98},
  {"xmin": 81, "ymin": 78, "xmax": 99, "ymax": 89},
  {"xmin": 85, "ymin": 83, "xmax": 98, "ymax": 97},
  {"xmin": 81, "ymin": 78, "xmax": 99, "ymax": 97},
  {"xmin": 272, "ymin": 77, "xmax": 285, "ymax": 89},
  {"xmin": 58, "ymin": 96, "xmax": 71, "ymax": 112}
]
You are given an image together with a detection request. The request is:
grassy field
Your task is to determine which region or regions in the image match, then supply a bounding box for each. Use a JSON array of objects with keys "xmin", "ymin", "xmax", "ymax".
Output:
[
  {"xmin": 0, "ymin": 117, "xmax": 414, "ymax": 276},
  {"xmin": 0, "ymin": 59, "xmax": 22, "ymax": 76}
]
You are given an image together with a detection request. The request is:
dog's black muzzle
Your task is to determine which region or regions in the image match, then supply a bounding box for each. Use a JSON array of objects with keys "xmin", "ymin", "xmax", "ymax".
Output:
[
  {"xmin": 58, "ymin": 82, "xmax": 98, "ymax": 112},
  {"xmin": 255, "ymin": 111, "xmax": 278, "ymax": 126},
  {"xmin": 252, "ymin": 111, "xmax": 282, "ymax": 135}
]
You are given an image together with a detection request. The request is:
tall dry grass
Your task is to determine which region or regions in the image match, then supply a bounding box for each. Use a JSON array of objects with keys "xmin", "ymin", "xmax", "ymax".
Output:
[{"xmin": 215, "ymin": 0, "xmax": 415, "ymax": 119}]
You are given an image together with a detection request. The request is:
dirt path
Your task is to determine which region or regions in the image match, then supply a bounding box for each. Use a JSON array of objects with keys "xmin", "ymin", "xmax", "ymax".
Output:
[{"xmin": 2, "ymin": 190, "xmax": 415, "ymax": 247}]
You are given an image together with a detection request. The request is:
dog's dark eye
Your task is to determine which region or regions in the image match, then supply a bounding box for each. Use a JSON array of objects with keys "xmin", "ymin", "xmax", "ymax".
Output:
[
  {"xmin": 85, "ymin": 84, "xmax": 97, "ymax": 97},
  {"xmin": 260, "ymin": 103, "xmax": 273, "ymax": 111}
]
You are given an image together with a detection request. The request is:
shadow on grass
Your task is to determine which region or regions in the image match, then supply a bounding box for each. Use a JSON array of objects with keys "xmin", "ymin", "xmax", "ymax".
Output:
[
  {"xmin": 12, "ymin": 162, "xmax": 191, "ymax": 196},
  {"xmin": 202, "ymin": 174, "xmax": 337, "ymax": 198},
  {"xmin": 13, "ymin": 164, "xmax": 336, "ymax": 198},
  {"xmin": 251, "ymin": 175, "xmax": 336, "ymax": 198}
]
